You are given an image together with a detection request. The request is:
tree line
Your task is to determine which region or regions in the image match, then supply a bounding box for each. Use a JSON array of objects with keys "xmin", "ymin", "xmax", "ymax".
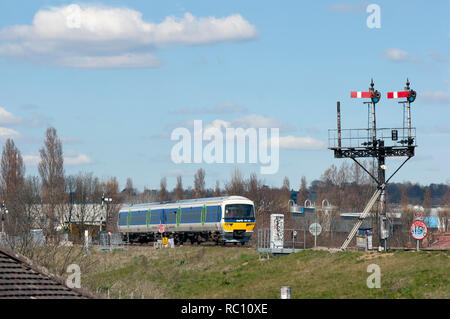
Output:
[
  {"xmin": 0, "ymin": 127, "xmax": 120, "ymax": 246},
  {"xmin": 1, "ymin": 127, "xmax": 449, "ymax": 250}
]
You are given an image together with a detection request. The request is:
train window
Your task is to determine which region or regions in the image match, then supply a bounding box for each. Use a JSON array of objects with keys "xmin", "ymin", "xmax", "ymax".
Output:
[
  {"xmin": 181, "ymin": 207, "xmax": 202, "ymax": 223},
  {"xmin": 150, "ymin": 210, "xmax": 161, "ymax": 224},
  {"xmin": 165, "ymin": 210, "xmax": 177, "ymax": 224},
  {"xmin": 131, "ymin": 211, "xmax": 146, "ymax": 225},
  {"xmin": 224, "ymin": 204, "xmax": 255, "ymax": 219},
  {"xmin": 118, "ymin": 212, "xmax": 128, "ymax": 226},
  {"xmin": 207, "ymin": 206, "xmax": 220, "ymax": 222}
]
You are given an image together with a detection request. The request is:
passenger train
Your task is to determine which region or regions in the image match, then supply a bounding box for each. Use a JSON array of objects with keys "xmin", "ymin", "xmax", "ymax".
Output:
[{"xmin": 118, "ymin": 196, "xmax": 255, "ymax": 245}]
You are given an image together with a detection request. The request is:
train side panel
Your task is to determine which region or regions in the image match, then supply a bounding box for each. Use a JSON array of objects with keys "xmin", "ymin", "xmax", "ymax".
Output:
[{"xmin": 117, "ymin": 196, "xmax": 255, "ymax": 244}]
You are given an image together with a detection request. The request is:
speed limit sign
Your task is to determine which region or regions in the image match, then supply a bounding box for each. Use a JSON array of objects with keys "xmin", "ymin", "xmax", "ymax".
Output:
[{"xmin": 410, "ymin": 220, "xmax": 428, "ymax": 240}]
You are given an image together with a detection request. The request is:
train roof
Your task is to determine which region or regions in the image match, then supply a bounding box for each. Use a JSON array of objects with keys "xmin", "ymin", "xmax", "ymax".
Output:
[{"xmin": 120, "ymin": 195, "xmax": 252, "ymax": 212}]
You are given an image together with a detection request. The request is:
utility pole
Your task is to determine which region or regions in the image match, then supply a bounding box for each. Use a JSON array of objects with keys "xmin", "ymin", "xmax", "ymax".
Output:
[{"xmin": 101, "ymin": 194, "xmax": 113, "ymax": 232}]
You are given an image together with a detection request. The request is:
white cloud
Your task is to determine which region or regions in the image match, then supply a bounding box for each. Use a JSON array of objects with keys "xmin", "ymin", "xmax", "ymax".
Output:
[
  {"xmin": 420, "ymin": 91, "xmax": 450, "ymax": 104},
  {"xmin": 188, "ymin": 118, "xmax": 325, "ymax": 150},
  {"xmin": 23, "ymin": 154, "xmax": 40, "ymax": 166},
  {"xmin": 231, "ymin": 114, "xmax": 292, "ymax": 131},
  {"xmin": 60, "ymin": 136, "xmax": 82, "ymax": 144},
  {"xmin": 64, "ymin": 153, "xmax": 93, "ymax": 165},
  {"xmin": 58, "ymin": 53, "xmax": 163, "ymax": 69},
  {"xmin": 0, "ymin": 127, "xmax": 19, "ymax": 138},
  {"xmin": 24, "ymin": 152, "xmax": 93, "ymax": 166},
  {"xmin": 270, "ymin": 135, "xmax": 326, "ymax": 150},
  {"xmin": 204, "ymin": 119, "xmax": 231, "ymax": 131},
  {"xmin": 167, "ymin": 168, "xmax": 195, "ymax": 177},
  {"xmin": 0, "ymin": 4, "xmax": 257, "ymax": 68},
  {"xmin": 382, "ymin": 48, "xmax": 419, "ymax": 63},
  {"xmin": 0, "ymin": 106, "xmax": 21, "ymax": 125},
  {"xmin": 180, "ymin": 114, "xmax": 292, "ymax": 133},
  {"xmin": 429, "ymin": 51, "xmax": 448, "ymax": 63}
]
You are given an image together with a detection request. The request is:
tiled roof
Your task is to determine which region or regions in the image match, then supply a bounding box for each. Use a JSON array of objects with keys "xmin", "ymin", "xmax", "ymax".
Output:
[
  {"xmin": 0, "ymin": 246, "xmax": 95, "ymax": 299},
  {"xmin": 430, "ymin": 232, "xmax": 450, "ymax": 249}
]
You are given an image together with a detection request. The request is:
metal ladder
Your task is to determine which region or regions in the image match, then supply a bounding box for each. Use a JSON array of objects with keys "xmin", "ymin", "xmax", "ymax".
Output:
[{"xmin": 340, "ymin": 184, "xmax": 385, "ymax": 250}]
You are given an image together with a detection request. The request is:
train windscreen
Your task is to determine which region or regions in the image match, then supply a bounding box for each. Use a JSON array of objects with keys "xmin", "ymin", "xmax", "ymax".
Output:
[{"xmin": 224, "ymin": 204, "xmax": 255, "ymax": 220}]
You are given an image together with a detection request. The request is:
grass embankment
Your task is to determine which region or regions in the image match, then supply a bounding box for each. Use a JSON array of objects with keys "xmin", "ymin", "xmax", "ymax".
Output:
[{"xmin": 76, "ymin": 247, "xmax": 448, "ymax": 299}]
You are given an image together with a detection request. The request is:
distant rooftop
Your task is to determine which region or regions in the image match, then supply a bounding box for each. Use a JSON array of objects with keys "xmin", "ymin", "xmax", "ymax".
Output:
[{"xmin": 0, "ymin": 246, "xmax": 95, "ymax": 299}]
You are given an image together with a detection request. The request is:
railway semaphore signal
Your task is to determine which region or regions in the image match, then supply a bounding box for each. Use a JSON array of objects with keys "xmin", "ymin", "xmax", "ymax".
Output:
[
  {"xmin": 387, "ymin": 78, "xmax": 416, "ymax": 145},
  {"xmin": 329, "ymin": 79, "xmax": 417, "ymax": 251}
]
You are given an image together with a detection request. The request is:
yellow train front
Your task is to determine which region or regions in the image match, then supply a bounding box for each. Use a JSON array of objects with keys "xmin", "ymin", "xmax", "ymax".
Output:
[
  {"xmin": 118, "ymin": 195, "xmax": 255, "ymax": 245},
  {"xmin": 220, "ymin": 198, "xmax": 255, "ymax": 244}
]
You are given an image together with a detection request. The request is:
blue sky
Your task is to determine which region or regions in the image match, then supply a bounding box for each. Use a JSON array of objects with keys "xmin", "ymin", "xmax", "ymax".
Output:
[{"xmin": 0, "ymin": 0, "xmax": 448, "ymax": 191}]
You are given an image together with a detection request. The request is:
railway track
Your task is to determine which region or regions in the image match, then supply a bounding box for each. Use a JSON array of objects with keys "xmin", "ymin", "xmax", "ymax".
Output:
[{"xmin": 125, "ymin": 241, "xmax": 251, "ymax": 248}]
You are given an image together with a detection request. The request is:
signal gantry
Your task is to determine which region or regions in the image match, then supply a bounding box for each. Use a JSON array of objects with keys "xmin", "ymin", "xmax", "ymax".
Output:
[{"xmin": 328, "ymin": 79, "xmax": 417, "ymax": 250}]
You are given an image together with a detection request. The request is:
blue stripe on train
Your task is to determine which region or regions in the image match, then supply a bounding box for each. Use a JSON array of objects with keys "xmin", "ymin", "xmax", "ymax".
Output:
[{"xmin": 118, "ymin": 205, "xmax": 222, "ymax": 226}]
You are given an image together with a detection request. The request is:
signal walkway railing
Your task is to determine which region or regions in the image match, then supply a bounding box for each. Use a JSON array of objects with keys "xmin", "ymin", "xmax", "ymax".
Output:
[{"xmin": 328, "ymin": 127, "xmax": 417, "ymax": 149}]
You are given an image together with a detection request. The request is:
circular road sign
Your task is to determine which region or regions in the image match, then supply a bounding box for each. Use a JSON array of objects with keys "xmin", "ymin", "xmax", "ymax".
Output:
[
  {"xmin": 410, "ymin": 220, "xmax": 428, "ymax": 240},
  {"xmin": 158, "ymin": 224, "xmax": 165, "ymax": 234},
  {"xmin": 309, "ymin": 223, "xmax": 322, "ymax": 236}
]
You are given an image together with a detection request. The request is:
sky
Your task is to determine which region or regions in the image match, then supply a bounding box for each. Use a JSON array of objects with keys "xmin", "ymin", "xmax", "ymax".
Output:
[{"xmin": 0, "ymin": 0, "xmax": 448, "ymax": 191}]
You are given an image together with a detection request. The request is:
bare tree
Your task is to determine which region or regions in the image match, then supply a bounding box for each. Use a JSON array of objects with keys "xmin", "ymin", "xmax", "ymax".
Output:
[
  {"xmin": 68, "ymin": 172, "xmax": 103, "ymax": 239},
  {"xmin": 64, "ymin": 175, "xmax": 77, "ymax": 226},
  {"xmin": 280, "ymin": 176, "xmax": 291, "ymax": 213},
  {"xmin": 123, "ymin": 177, "xmax": 136, "ymax": 203},
  {"xmin": 350, "ymin": 161, "xmax": 363, "ymax": 185},
  {"xmin": 158, "ymin": 177, "xmax": 169, "ymax": 202},
  {"xmin": 141, "ymin": 187, "xmax": 157, "ymax": 203},
  {"xmin": 401, "ymin": 184, "xmax": 408, "ymax": 211},
  {"xmin": 214, "ymin": 180, "xmax": 221, "ymax": 197},
  {"xmin": 174, "ymin": 176, "xmax": 184, "ymax": 201},
  {"xmin": 193, "ymin": 168, "xmax": 206, "ymax": 198},
  {"xmin": 321, "ymin": 164, "xmax": 338, "ymax": 187},
  {"xmin": 224, "ymin": 167, "xmax": 245, "ymax": 196},
  {"xmin": 423, "ymin": 187, "xmax": 432, "ymax": 216},
  {"xmin": 245, "ymin": 173, "xmax": 264, "ymax": 214},
  {"xmin": 336, "ymin": 161, "xmax": 350, "ymax": 187},
  {"xmin": 297, "ymin": 176, "xmax": 308, "ymax": 205},
  {"xmin": 23, "ymin": 176, "xmax": 42, "ymax": 229},
  {"xmin": 0, "ymin": 139, "xmax": 27, "ymax": 239},
  {"xmin": 38, "ymin": 127, "xmax": 65, "ymax": 239}
]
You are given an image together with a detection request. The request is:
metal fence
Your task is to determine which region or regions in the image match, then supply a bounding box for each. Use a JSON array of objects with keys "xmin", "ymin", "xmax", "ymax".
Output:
[
  {"xmin": 0, "ymin": 230, "xmax": 46, "ymax": 249},
  {"xmin": 96, "ymin": 287, "xmax": 146, "ymax": 299},
  {"xmin": 257, "ymin": 228, "xmax": 305, "ymax": 258},
  {"xmin": 98, "ymin": 232, "xmax": 127, "ymax": 251}
]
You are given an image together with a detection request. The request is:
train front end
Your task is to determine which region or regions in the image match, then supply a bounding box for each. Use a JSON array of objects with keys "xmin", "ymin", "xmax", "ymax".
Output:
[{"xmin": 221, "ymin": 197, "xmax": 255, "ymax": 244}]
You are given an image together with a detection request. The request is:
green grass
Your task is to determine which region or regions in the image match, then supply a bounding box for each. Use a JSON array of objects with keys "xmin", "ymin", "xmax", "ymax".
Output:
[{"xmin": 76, "ymin": 247, "xmax": 449, "ymax": 299}]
